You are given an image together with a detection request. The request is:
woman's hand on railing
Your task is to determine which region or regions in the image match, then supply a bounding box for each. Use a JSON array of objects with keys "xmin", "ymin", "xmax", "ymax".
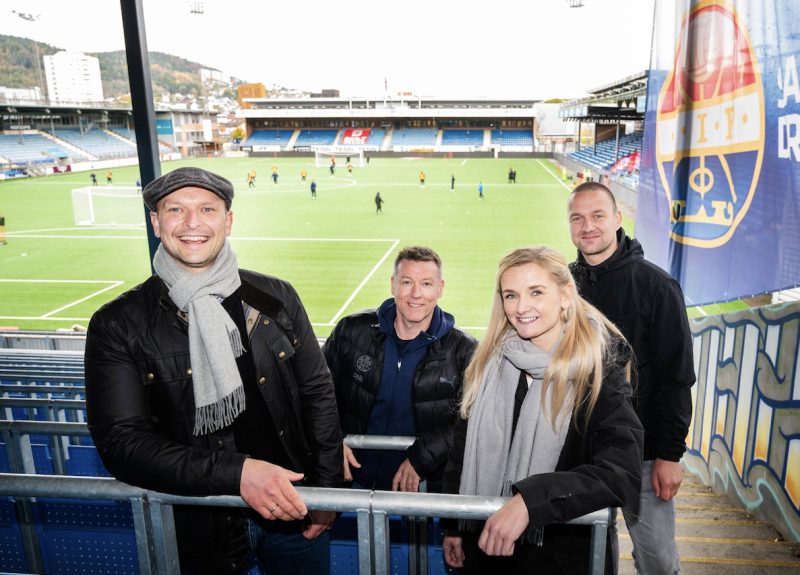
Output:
[
  {"xmin": 478, "ymin": 493, "xmax": 530, "ymax": 556},
  {"xmin": 343, "ymin": 444, "xmax": 361, "ymax": 482},
  {"xmin": 443, "ymin": 530, "xmax": 465, "ymax": 568}
]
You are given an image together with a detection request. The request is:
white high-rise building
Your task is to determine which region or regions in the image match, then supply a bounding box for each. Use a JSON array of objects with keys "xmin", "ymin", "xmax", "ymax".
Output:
[{"xmin": 43, "ymin": 51, "xmax": 104, "ymax": 103}]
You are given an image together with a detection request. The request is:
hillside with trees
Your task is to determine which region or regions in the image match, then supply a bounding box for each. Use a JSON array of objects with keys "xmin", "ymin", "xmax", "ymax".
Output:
[{"xmin": 0, "ymin": 34, "xmax": 235, "ymax": 99}]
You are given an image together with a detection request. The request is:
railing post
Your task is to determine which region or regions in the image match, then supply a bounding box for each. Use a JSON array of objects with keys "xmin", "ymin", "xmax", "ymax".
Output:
[
  {"xmin": 372, "ymin": 510, "xmax": 391, "ymax": 575},
  {"xmin": 418, "ymin": 481, "xmax": 428, "ymax": 575},
  {"xmin": 357, "ymin": 510, "xmax": 373, "ymax": 575},
  {"xmin": 130, "ymin": 496, "xmax": 157, "ymax": 575},
  {"xmin": 407, "ymin": 516, "xmax": 417, "ymax": 575},
  {"xmin": 148, "ymin": 497, "xmax": 181, "ymax": 574},
  {"xmin": 588, "ymin": 507, "xmax": 610, "ymax": 575}
]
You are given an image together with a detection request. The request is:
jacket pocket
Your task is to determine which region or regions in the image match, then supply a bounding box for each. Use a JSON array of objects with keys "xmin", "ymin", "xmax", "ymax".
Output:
[{"xmin": 137, "ymin": 353, "xmax": 195, "ymax": 423}]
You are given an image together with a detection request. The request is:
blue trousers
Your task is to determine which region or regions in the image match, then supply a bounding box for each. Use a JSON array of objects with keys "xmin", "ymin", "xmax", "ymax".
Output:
[{"xmin": 245, "ymin": 516, "xmax": 330, "ymax": 575}]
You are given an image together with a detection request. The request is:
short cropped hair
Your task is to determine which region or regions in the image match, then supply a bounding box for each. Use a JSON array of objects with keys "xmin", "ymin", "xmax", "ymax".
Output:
[
  {"xmin": 393, "ymin": 246, "xmax": 443, "ymax": 279},
  {"xmin": 570, "ymin": 182, "xmax": 618, "ymax": 213}
]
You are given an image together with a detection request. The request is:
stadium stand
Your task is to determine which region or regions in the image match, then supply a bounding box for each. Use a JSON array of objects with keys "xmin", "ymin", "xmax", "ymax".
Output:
[
  {"xmin": 292, "ymin": 129, "xmax": 339, "ymax": 147},
  {"xmin": 490, "ymin": 129, "xmax": 535, "ymax": 145},
  {"xmin": 340, "ymin": 128, "xmax": 385, "ymax": 146},
  {"xmin": 108, "ymin": 127, "xmax": 174, "ymax": 154},
  {"xmin": 244, "ymin": 129, "xmax": 295, "ymax": 146},
  {"xmin": 567, "ymin": 130, "xmax": 643, "ymax": 171},
  {"xmin": 53, "ymin": 128, "xmax": 137, "ymax": 160},
  {"xmin": 390, "ymin": 128, "xmax": 437, "ymax": 146},
  {"xmin": 441, "ymin": 130, "xmax": 484, "ymax": 145},
  {"xmin": 0, "ymin": 134, "xmax": 76, "ymax": 165}
]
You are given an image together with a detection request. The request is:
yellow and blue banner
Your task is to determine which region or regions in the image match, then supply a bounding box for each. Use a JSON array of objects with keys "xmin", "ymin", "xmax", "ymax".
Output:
[{"xmin": 638, "ymin": 0, "xmax": 800, "ymax": 306}]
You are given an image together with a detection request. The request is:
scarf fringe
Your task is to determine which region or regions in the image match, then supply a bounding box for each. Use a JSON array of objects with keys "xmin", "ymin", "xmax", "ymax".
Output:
[
  {"xmin": 228, "ymin": 326, "xmax": 244, "ymax": 358},
  {"xmin": 193, "ymin": 385, "xmax": 246, "ymax": 436}
]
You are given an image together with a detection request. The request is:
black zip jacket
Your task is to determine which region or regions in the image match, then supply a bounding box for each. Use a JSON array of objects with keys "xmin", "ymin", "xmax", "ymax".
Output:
[
  {"xmin": 85, "ymin": 271, "xmax": 343, "ymax": 575},
  {"xmin": 569, "ymin": 229, "xmax": 695, "ymax": 462},
  {"xmin": 322, "ymin": 308, "xmax": 477, "ymax": 492},
  {"xmin": 442, "ymin": 358, "xmax": 643, "ymax": 574}
]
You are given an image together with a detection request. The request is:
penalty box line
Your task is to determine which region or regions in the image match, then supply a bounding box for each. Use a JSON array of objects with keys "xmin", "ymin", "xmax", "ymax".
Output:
[{"xmin": 0, "ymin": 280, "xmax": 125, "ymax": 319}]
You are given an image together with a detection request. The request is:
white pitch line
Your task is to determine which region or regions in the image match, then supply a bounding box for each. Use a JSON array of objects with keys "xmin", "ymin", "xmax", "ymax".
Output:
[
  {"xmin": 461, "ymin": 159, "xmax": 468, "ymax": 166},
  {"xmin": 695, "ymin": 307, "xmax": 708, "ymax": 316},
  {"xmin": 329, "ymin": 239, "xmax": 400, "ymax": 325},
  {"xmin": 536, "ymin": 159, "xmax": 573, "ymax": 193},
  {"xmin": 4, "ymin": 235, "xmax": 145, "ymax": 239},
  {"xmin": 0, "ymin": 316, "xmax": 91, "ymax": 321},
  {"xmin": 0, "ymin": 279, "xmax": 122, "ymax": 283},
  {"xmin": 39, "ymin": 281, "xmax": 125, "ymax": 318},
  {"xmin": 5, "ymin": 234, "xmax": 397, "ymax": 242}
]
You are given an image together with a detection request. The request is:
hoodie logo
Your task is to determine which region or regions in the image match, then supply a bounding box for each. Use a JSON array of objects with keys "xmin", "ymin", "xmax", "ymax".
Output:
[{"xmin": 356, "ymin": 355, "xmax": 373, "ymax": 373}]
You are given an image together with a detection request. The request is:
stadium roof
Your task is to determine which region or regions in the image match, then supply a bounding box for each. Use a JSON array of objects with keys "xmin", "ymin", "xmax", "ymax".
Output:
[
  {"xmin": 558, "ymin": 70, "xmax": 647, "ymax": 123},
  {"xmin": 239, "ymin": 96, "xmax": 540, "ymax": 119}
]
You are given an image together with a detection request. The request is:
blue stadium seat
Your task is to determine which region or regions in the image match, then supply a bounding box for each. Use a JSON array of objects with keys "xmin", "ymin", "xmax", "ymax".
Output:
[
  {"xmin": 0, "ymin": 134, "xmax": 75, "ymax": 165},
  {"xmin": 390, "ymin": 128, "xmax": 436, "ymax": 146},
  {"xmin": 53, "ymin": 128, "xmax": 137, "ymax": 160},
  {"xmin": 441, "ymin": 130, "xmax": 484, "ymax": 145},
  {"xmin": 490, "ymin": 130, "xmax": 534, "ymax": 145},
  {"xmin": 245, "ymin": 130, "xmax": 295, "ymax": 145},
  {"xmin": 108, "ymin": 127, "xmax": 173, "ymax": 154},
  {"xmin": 293, "ymin": 130, "xmax": 339, "ymax": 147}
]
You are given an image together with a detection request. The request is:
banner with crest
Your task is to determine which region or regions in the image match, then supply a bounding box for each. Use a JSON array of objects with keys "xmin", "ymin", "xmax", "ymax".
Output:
[{"xmin": 637, "ymin": 0, "xmax": 800, "ymax": 306}]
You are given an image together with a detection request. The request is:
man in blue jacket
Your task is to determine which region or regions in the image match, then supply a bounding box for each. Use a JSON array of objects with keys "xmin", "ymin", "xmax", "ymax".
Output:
[{"xmin": 323, "ymin": 246, "xmax": 476, "ymax": 493}]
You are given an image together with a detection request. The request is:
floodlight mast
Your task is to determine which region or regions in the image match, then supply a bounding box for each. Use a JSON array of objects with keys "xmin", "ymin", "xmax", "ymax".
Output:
[
  {"xmin": 567, "ymin": 0, "xmax": 585, "ymax": 7},
  {"xmin": 188, "ymin": 1, "xmax": 206, "ymax": 14}
]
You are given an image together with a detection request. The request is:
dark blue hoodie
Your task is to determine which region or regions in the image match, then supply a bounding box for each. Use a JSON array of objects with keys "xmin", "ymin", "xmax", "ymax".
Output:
[{"xmin": 352, "ymin": 297, "xmax": 454, "ymax": 491}]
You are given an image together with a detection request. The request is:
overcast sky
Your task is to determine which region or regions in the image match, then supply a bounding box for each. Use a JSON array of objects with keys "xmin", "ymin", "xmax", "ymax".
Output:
[{"xmin": 2, "ymin": 0, "xmax": 655, "ymax": 99}]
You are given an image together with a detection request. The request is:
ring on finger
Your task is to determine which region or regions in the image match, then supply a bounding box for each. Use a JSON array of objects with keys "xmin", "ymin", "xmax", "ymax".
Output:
[{"xmin": 270, "ymin": 504, "xmax": 279, "ymax": 513}]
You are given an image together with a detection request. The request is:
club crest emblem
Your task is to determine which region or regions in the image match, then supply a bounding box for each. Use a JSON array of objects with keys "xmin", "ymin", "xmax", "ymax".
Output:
[
  {"xmin": 655, "ymin": 0, "xmax": 764, "ymax": 248},
  {"xmin": 356, "ymin": 355, "xmax": 373, "ymax": 373}
]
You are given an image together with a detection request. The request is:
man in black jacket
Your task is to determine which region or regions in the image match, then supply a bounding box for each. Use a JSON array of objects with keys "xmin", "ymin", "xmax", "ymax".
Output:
[
  {"xmin": 323, "ymin": 246, "xmax": 476, "ymax": 493},
  {"xmin": 567, "ymin": 182, "xmax": 695, "ymax": 575},
  {"xmin": 85, "ymin": 167, "xmax": 343, "ymax": 575}
]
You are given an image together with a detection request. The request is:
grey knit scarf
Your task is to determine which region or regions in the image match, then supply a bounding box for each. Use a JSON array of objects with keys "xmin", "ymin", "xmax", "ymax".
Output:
[
  {"xmin": 459, "ymin": 331, "xmax": 572, "ymax": 542},
  {"xmin": 153, "ymin": 239, "xmax": 245, "ymax": 435}
]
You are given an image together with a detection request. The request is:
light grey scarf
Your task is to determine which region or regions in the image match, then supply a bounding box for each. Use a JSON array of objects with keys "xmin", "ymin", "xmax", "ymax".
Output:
[
  {"xmin": 459, "ymin": 331, "xmax": 572, "ymax": 541},
  {"xmin": 153, "ymin": 239, "xmax": 245, "ymax": 435}
]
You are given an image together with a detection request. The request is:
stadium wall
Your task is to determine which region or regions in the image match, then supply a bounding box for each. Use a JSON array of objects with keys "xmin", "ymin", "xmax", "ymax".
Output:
[{"xmin": 685, "ymin": 302, "xmax": 800, "ymax": 543}]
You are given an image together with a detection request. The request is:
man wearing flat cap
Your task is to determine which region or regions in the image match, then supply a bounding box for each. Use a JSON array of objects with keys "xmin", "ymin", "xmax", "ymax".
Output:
[{"xmin": 85, "ymin": 167, "xmax": 343, "ymax": 575}]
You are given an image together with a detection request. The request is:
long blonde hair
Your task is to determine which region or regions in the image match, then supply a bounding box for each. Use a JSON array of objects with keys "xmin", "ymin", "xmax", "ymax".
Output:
[{"xmin": 461, "ymin": 246, "xmax": 626, "ymax": 430}]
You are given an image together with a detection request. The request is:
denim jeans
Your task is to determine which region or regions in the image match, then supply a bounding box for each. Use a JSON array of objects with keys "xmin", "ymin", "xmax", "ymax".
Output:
[
  {"xmin": 244, "ymin": 515, "xmax": 330, "ymax": 575},
  {"xmin": 610, "ymin": 459, "xmax": 680, "ymax": 575}
]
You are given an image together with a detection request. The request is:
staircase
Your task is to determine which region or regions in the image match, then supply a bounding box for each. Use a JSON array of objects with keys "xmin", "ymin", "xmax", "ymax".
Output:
[
  {"xmin": 286, "ymin": 130, "xmax": 301, "ymax": 150},
  {"xmin": 381, "ymin": 128, "xmax": 393, "ymax": 150},
  {"xmin": 435, "ymin": 129, "xmax": 444, "ymax": 147}
]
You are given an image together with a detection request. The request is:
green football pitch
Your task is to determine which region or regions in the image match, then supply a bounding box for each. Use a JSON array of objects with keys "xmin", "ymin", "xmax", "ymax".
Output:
[{"xmin": 0, "ymin": 156, "xmax": 744, "ymax": 335}]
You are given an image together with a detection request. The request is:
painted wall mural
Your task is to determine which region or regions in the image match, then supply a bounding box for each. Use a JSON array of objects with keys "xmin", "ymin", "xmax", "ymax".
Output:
[{"xmin": 685, "ymin": 301, "xmax": 800, "ymax": 542}]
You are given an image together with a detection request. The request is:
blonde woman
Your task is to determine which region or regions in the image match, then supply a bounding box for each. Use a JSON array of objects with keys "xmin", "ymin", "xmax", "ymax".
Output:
[{"xmin": 442, "ymin": 246, "xmax": 643, "ymax": 574}]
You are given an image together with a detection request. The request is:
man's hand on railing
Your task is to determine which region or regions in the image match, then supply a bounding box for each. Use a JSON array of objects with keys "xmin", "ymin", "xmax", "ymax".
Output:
[
  {"xmin": 240, "ymin": 459, "xmax": 307, "ymax": 521},
  {"xmin": 478, "ymin": 493, "xmax": 530, "ymax": 556},
  {"xmin": 443, "ymin": 530, "xmax": 465, "ymax": 568},
  {"xmin": 301, "ymin": 510, "xmax": 337, "ymax": 540},
  {"xmin": 343, "ymin": 443, "xmax": 361, "ymax": 482},
  {"xmin": 391, "ymin": 458, "xmax": 421, "ymax": 492}
]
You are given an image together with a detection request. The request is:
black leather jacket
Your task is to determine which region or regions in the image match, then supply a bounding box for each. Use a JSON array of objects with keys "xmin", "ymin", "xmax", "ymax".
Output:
[
  {"xmin": 322, "ymin": 308, "xmax": 476, "ymax": 492},
  {"xmin": 85, "ymin": 271, "xmax": 343, "ymax": 575}
]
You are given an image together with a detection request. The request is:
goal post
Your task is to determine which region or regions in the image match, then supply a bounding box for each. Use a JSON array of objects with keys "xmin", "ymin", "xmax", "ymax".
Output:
[
  {"xmin": 71, "ymin": 186, "xmax": 146, "ymax": 227},
  {"xmin": 315, "ymin": 148, "xmax": 364, "ymax": 168}
]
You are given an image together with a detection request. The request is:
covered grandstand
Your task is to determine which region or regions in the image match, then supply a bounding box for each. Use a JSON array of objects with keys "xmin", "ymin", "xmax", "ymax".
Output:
[
  {"xmin": 555, "ymin": 71, "xmax": 647, "ymax": 202},
  {"xmin": 238, "ymin": 96, "xmax": 545, "ymax": 155}
]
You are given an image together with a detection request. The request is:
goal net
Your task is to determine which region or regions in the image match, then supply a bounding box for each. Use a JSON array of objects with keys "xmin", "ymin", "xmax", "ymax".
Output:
[
  {"xmin": 315, "ymin": 148, "xmax": 364, "ymax": 168},
  {"xmin": 71, "ymin": 186, "xmax": 146, "ymax": 227}
]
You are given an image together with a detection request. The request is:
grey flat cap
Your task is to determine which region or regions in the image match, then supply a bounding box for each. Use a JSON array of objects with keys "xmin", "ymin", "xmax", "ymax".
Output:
[{"xmin": 143, "ymin": 167, "xmax": 234, "ymax": 211}]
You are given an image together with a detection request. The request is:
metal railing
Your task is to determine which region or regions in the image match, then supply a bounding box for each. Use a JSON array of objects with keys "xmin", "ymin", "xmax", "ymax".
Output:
[{"xmin": 0, "ymin": 421, "xmax": 610, "ymax": 575}]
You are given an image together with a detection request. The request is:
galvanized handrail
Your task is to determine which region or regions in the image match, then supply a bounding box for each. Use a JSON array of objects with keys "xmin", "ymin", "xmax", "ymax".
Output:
[
  {"xmin": 0, "ymin": 384, "xmax": 85, "ymax": 397},
  {"xmin": 0, "ymin": 421, "xmax": 610, "ymax": 575},
  {"xmin": 0, "ymin": 473, "xmax": 609, "ymax": 575}
]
